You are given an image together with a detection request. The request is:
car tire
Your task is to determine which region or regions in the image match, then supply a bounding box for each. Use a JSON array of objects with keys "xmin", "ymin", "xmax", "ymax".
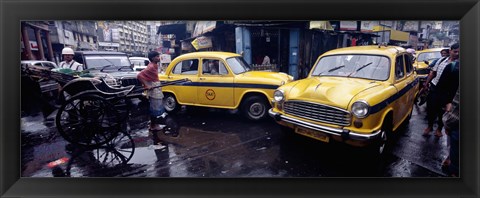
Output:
[
  {"xmin": 241, "ymin": 95, "xmax": 269, "ymax": 121},
  {"xmin": 163, "ymin": 93, "xmax": 181, "ymax": 113},
  {"xmin": 366, "ymin": 118, "xmax": 392, "ymax": 157}
]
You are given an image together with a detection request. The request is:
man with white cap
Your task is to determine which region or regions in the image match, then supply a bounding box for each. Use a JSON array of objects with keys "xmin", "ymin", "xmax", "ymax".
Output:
[{"xmin": 59, "ymin": 47, "xmax": 83, "ymax": 71}]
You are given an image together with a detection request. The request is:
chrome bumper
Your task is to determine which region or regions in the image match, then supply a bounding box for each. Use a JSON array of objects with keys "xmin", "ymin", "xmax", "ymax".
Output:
[{"xmin": 269, "ymin": 109, "xmax": 382, "ymax": 141}]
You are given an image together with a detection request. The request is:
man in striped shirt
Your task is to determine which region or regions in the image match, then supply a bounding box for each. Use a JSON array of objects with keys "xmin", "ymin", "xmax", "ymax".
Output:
[{"xmin": 422, "ymin": 43, "xmax": 460, "ymax": 137}]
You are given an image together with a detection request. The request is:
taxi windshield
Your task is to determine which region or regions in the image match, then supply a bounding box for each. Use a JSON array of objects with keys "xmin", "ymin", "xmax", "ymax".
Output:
[
  {"xmin": 311, "ymin": 54, "xmax": 390, "ymax": 81},
  {"xmin": 417, "ymin": 52, "xmax": 442, "ymax": 62},
  {"xmin": 226, "ymin": 56, "xmax": 251, "ymax": 74}
]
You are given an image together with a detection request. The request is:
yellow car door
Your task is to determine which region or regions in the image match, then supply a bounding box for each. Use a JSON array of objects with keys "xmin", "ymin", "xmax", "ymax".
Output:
[
  {"xmin": 391, "ymin": 54, "xmax": 410, "ymax": 127},
  {"xmin": 197, "ymin": 59, "xmax": 234, "ymax": 107},
  {"xmin": 166, "ymin": 58, "xmax": 199, "ymax": 105},
  {"xmin": 403, "ymin": 53, "xmax": 418, "ymax": 115}
]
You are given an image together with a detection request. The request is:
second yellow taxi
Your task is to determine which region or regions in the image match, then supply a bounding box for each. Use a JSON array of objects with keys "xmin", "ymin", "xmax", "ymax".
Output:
[
  {"xmin": 413, "ymin": 48, "xmax": 448, "ymax": 83},
  {"xmin": 159, "ymin": 51, "xmax": 293, "ymax": 121}
]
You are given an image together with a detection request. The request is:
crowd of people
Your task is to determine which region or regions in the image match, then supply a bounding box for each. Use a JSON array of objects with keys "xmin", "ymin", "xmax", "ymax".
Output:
[{"xmin": 418, "ymin": 43, "xmax": 460, "ymax": 177}]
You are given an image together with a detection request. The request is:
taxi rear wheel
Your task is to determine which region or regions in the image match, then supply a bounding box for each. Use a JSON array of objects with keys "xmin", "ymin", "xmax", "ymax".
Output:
[
  {"xmin": 241, "ymin": 95, "xmax": 269, "ymax": 121},
  {"xmin": 164, "ymin": 93, "xmax": 181, "ymax": 113}
]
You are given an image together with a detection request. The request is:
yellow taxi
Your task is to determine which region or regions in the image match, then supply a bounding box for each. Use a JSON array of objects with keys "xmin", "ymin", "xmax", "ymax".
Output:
[
  {"xmin": 269, "ymin": 45, "xmax": 419, "ymax": 155},
  {"xmin": 159, "ymin": 51, "xmax": 293, "ymax": 121},
  {"xmin": 413, "ymin": 48, "xmax": 447, "ymax": 83}
]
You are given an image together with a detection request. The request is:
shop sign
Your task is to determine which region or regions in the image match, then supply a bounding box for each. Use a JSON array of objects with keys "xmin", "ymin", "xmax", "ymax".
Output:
[
  {"xmin": 309, "ymin": 21, "xmax": 334, "ymax": 31},
  {"xmin": 191, "ymin": 36, "xmax": 213, "ymax": 50},
  {"xmin": 160, "ymin": 54, "xmax": 171, "ymax": 63},
  {"xmin": 360, "ymin": 21, "xmax": 378, "ymax": 32},
  {"xmin": 379, "ymin": 21, "xmax": 393, "ymax": 27},
  {"xmin": 340, "ymin": 21, "xmax": 357, "ymax": 31},
  {"xmin": 29, "ymin": 41, "xmax": 39, "ymax": 51},
  {"xmin": 98, "ymin": 42, "xmax": 120, "ymax": 47}
]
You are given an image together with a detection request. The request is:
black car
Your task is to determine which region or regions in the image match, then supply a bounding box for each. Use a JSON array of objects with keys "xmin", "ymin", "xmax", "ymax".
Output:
[{"xmin": 73, "ymin": 51, "xmax": 142, "ymax": 88}]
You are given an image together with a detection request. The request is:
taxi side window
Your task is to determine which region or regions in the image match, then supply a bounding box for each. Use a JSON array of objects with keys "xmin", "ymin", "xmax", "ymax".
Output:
[
  {"xmin": 218, "ymin": 61, "xmax": 228, "ymax": 75},
  {"xmin": 404, "ymin": 54, "xmax": 413, "ymax": 75},
  {"xmin": 172, "ymin": 59, "xmax": 198, "ymax": 75},
  {"xmin": 202, "ymin": 59, "xmax": 228, "ymax": 75},
  {"xmin": 395, "ymin": 56, "xmax": 405, "ymax": 80}
]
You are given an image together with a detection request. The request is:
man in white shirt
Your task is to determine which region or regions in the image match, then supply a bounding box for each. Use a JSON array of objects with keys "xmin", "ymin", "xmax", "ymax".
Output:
[
  {"xmin": 422, "ymin": 43, "xmax": 460, "ymax": 137},
  {"xmin": 59, "ymin": 47, "xmax": 83, "ymax": 71}
]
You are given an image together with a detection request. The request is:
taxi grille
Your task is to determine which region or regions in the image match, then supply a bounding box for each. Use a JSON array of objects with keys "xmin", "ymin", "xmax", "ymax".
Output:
[{"xmin": 283, "ymin": 101, "xmax": 351, "ymax": 126}]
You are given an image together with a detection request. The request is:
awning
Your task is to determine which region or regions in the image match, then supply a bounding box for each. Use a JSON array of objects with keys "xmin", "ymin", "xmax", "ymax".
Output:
[
  {"xmin": 309, "ymin": 21, "xmax": 334, "ymax": 31},
  {"xmin": 192, "ymin": 21, "xmax": 217, "ymax": 37},
  {"xmin": 157, "ymin": 23, "xmax": 186, "ymax": 35}
]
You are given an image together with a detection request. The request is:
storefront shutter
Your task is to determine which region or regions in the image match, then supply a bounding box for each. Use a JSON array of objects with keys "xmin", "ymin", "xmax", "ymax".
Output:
[
  {"xmin": 289, "ymin": 28, "xmax": 300, "ymax": 80},
  {"xmin": 235, "ymin": 27, "xmax": 252, "ymax": 64}
]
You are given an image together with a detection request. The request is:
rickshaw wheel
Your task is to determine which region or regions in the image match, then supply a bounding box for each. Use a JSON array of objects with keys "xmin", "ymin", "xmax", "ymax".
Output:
[
  {"xmin": 64, "ymin": 132, "xmax": 135, "ymax": 177},
  {"xmin": 56, "ymin": 94, "xmax": 122, "ymax": 147}
]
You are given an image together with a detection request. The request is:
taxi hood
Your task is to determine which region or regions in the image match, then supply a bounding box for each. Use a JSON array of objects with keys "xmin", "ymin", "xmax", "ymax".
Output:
[
  {"xmin": 283, "ymin": 77, "xmax": 382, "ymax": 109},
  {"xmin": 238, "ymin": 71, "xmax": 293, "ymax": 84}
]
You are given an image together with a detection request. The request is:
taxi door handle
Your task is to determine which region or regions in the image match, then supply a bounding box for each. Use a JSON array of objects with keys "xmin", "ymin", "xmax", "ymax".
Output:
[
  {"xmin": 199, "ymin": 77, "xmax": 206, "ymax": 80},
  {"xmin": 167, "ymin": 76, "xmax": 173, "ymax": 79}
]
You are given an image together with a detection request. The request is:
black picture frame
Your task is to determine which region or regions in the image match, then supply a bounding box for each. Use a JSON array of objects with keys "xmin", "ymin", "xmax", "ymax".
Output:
[{"xmin": 1, "ymin": 0, "xmax": 479, "ymax": 197}]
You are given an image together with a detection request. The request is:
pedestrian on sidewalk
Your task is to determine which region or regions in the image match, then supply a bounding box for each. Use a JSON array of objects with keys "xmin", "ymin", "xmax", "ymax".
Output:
[
  {"xmin": 416, "ymin": 48, "xmax": 450, "ymax": 106},
  {"xmin": 442, "ymin": 88, "xmax": 460, "ymax": 176},
  {"xmin": 422, "ymin": 43, "xmax": 460, "ymax": 137}
]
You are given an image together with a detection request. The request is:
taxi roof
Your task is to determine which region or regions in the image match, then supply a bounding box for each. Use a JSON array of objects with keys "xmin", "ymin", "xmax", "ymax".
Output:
[
  {"xmin": 321, "ymin": 45, "xmax": 406, "ymax": 57},
  {"xmin": 175, "ymin": 51, "xmax": 241, "ymax": 60}
]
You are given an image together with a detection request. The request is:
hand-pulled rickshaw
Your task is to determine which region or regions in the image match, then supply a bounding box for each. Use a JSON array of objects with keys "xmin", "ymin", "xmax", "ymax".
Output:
[{"xmin": 24, "ymin": 65, "xmax": 189, "ymax": 149}]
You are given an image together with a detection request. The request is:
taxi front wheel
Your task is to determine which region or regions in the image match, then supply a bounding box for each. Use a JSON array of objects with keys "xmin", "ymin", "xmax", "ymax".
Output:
[
  {"xmin": 164, "ymin": 93, "xmax": 181, "ymax": 113},
  {"xmin": 241, "ymin": 95, "xmax": 269, "ymax": 121}
]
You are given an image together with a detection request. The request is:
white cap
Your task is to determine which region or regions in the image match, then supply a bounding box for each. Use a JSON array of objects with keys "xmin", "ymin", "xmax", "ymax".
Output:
[
  {"xmin": 406, "ymin": 48, "xmax": 416, "ymax": 54},
  {"xmin": 62, "ymin": 47, "xmax": 74, "ymax": 55}
]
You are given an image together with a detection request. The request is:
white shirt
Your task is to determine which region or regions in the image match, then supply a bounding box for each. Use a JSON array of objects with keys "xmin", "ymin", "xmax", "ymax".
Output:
[
  {"xmin": 262, "ymin": 56, "xmax": 271, "ymax": 65},
  {"xmin": 59, "ymin": 60, "xmax": 83, "ymax": 71},
  {"xmin": 431, "ymin": 57, "xmax": 450, "ymax": 86}
]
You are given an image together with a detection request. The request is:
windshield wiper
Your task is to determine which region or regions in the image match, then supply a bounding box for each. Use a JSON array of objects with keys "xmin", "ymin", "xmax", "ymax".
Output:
[
  {"xmin": 118, "ymin": 66, "xmax": 133, "ymax": 71},
  {"xmin": 347, "ymin": 62, "xmax": 373, "ymax": 77},
  {"xmin": 327, "ymin": 65, "xmax": 345, "ymax": 73},
  {"xmin": 100, "ymin": 64, "xmax": 114, "ymax": 72},
  {"xmin": 315, "ymin": 65, "xmax": 345, "ymax": 76}
]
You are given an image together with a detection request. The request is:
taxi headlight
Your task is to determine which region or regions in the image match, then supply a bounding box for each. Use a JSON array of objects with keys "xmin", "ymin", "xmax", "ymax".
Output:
[
  {"xmin": 273, "ymin": 90, "xmax": 285, "ymax": 102},
  {"xmin": 351, "ymin": 100, "xmax": 370, "ymax": 118}
]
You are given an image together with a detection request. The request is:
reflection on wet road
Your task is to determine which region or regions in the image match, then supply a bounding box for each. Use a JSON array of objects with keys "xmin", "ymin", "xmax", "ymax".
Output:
[{"xmin": 21, "ymin": 99, "xmax": 449, "ymax": 177}]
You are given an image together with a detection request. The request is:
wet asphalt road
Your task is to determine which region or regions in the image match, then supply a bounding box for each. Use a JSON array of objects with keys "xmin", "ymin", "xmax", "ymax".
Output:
[{"xmin": 21, "ymin": 99, "xmax": 450, "ymax": 177}]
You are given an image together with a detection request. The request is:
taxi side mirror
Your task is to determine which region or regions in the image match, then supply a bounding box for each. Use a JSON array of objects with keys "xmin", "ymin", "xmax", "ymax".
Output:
[{"xmin": 424, "ymin": 61, "xmax": 429, "ymax": 65}]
